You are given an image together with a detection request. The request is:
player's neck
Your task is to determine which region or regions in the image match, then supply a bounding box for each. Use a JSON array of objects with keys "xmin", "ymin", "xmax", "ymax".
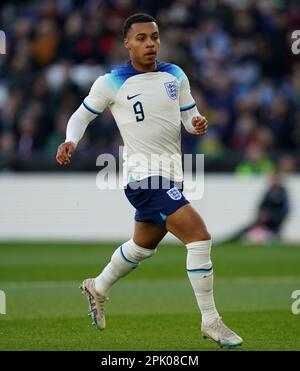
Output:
[{"xmin": 130, "ymin": 60, "xmax": 157, "ymax": 73}]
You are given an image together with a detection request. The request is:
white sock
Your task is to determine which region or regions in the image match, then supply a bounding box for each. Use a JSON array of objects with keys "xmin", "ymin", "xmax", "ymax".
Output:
[
  {"xmin": 186, "ymin": 239, "xmax": 220, "ymax": 325},
  {"xmin": 95, "ymin": 239, "xmax": 156, "ymax": 295}
]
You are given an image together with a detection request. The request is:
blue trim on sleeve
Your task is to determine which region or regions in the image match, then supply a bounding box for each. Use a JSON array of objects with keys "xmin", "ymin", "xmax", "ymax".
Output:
[
  {"xmin": 83, "ymin": 100, "xmax": 101, "ymax": 115},
  {"xmin": 180, "ymin": 102, "xmax": 196, "ymax": 111}
]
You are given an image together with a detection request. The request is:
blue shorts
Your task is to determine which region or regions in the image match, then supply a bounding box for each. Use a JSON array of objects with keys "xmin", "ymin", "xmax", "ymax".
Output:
[{"xmin": 124, "ymin": 176, "xmax": 189, "ymax": 228}]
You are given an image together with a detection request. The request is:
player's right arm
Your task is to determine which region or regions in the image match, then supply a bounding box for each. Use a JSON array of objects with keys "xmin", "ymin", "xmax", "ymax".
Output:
[{"xmin": 56, "ymin": 75, "xmax": 113, "ymax": 166}]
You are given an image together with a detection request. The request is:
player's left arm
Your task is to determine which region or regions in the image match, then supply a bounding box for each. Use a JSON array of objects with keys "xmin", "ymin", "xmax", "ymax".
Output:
[
  {"xmin": 181, "ymin": 106, "xmax": 208, "ymax": 136},
  {"xmin": 179, "ymin": 70, "xmax": 208, "ymax": 136}
]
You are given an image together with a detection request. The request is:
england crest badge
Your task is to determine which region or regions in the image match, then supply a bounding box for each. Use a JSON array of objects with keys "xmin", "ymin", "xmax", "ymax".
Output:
[
  {"xmin": 167, "ymin": 187, "xmax": 182, "ymax": 200},
  {"xmin": 164, "ymin": 81, "xmax": 178, "ymax": 100}
]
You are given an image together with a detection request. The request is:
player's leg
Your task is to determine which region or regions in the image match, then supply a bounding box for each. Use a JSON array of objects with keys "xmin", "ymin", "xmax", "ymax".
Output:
[
  {"xmin": 165, "ymin": 204, "xmax": 217, "ymax": 324},
  {"xmin": 133, "ymin": 220, "xmax": 168, "ymax": 249},
  {"xmin": 94, "ymin": 220, "xmax": 167, "ymax": 295},
  {"xmin": 165, "ymin": 203, "xmax": 211, "ymax": 243},
  {"xmin": 81, "ymin": 221, "xmax": 167, "ymax": 330},
  {"xmin": 165, "ymin": 204, "xmax": 243, "ymax": 347}
]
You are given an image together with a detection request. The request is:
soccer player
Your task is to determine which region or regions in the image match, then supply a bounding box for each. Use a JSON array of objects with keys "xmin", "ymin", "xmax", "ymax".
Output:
[{"xmin": 56, "ymin": 13, "xmax": 243, "ymax": 348}]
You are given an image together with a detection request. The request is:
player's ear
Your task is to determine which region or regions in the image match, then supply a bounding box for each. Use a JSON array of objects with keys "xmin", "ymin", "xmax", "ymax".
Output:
[{"xmin": 124, "ymin": 38, "xmax": 130, "ymax": 50}]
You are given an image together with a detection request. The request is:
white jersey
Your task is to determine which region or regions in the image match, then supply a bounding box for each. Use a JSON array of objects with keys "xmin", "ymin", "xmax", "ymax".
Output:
[{"xmin": 83, "ymin": 61, "xmax": 196, "ymax": 184}]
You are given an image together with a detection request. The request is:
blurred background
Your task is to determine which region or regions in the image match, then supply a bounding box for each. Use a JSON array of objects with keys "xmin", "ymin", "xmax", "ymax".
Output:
[
  {"xmin": 0, "ymin": 0, "xmax": 300, "ymax": 242},
  {"xmin": 0, "ymin": 0, "xmax": 300, "ymax": 172}
]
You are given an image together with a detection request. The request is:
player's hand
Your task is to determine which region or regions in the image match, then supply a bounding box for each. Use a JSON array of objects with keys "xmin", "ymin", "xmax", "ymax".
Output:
[
  {"xmin": 56, "ymin": 141, "xmax": 76, "ymax": 165},
  {"xmin": 192, "ymin": 115, "xmax": 208, "ymax": 136}
]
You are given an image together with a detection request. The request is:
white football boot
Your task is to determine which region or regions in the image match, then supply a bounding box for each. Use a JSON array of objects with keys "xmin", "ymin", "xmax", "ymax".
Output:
[
  {"xmin": 201, "ymin": 317, "xmax": 243, "ymax": 348},
  {"xmin": 80, "ymin": 278, "xmax": 108, "ymax": 330}
]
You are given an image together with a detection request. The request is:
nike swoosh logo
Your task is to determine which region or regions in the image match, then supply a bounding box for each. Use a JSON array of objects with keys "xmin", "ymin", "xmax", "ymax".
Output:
[{"xmin": 127, "ymin": 94, "xmax": 141, "ymax": 100}]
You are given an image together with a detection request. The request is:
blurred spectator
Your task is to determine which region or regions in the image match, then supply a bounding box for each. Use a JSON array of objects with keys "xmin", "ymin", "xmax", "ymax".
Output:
[
  {"xmin": 235, "ymin": 144, "xmax": 274, "ymax": 175},
  {"xmin": 45, "ymin": 110, "xmax": 69, "ymax": 157},
  {"xmin": 223, "ymin": 172, "xmax": 290, "ymax": 243},
  {"xmin": 32, "ymin": 19, "xmax": 60, "ymax": 67},
  {"xmin": 277, "ymin": 154, "xmax": 297, "ymax": 174},
  {"xmin": 17, "ymin": 113, "xmax": 38, "ymax": 160},
  {"xmin": 0, "ymin": 131, "xmax": 16, "ymax": 170}
]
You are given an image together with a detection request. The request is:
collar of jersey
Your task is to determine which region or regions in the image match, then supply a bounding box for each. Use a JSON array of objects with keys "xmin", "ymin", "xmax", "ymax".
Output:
[{"xmin": 126, "ymin": 60, "xmax": 161, "ymax": 74}]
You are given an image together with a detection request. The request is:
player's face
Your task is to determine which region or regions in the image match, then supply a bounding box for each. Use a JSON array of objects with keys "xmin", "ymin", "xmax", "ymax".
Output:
[{"xmin": 124, "ymin": 22, "xmax": 160, "ymax": 69}]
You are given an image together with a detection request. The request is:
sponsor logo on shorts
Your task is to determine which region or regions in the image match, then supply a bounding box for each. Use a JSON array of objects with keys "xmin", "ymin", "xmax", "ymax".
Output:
[{"xmin": 167, "ymin": 187, "xmax": 182, "ymax": 200}]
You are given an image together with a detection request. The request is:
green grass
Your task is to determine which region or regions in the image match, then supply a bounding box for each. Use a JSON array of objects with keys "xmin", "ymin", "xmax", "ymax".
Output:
[{"xmin": 0, "ymin": 242, "xmax": 299, "ymax": 350}]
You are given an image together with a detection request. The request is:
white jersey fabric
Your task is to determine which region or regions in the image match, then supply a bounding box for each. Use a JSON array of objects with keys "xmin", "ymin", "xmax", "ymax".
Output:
[{"xmin": 81, "ymin": 61, "xmax": 197, "ymax": 184}]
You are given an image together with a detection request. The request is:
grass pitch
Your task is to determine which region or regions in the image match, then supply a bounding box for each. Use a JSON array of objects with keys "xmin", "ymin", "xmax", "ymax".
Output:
[{"xmin": 0, "ymin": 242, "xmax": 299, "ymax": 350}]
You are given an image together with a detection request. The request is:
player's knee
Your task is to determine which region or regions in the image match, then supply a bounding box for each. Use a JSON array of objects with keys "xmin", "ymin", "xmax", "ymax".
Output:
[
  {"xmin": 187, "ymin": 214, "xmax": 211, "ymax": 242},
  {"xmin": 202, "ymin": 231, "xmax": 211, "ymax": 241},
  {"xmin": 133, "ymin": 237, "xmax": 160, "ymax": 250},
  {"xmin": 190, "ymin": 230, "xmax": 211, "ymax": 242}
]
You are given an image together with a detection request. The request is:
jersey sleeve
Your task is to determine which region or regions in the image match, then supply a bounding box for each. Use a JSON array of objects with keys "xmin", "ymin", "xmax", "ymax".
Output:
[
  {"xmin": 83, "ymin": 74, "xmax": 114, "ymax": 115},
  {"xmin": 179, "ymin": 72, "xmax": 196, "ymax": 112}
]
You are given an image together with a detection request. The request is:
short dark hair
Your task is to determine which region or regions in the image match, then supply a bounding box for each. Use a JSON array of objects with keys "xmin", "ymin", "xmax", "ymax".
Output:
[{"xmin": 123, "ymin": 13, "xmax": 157, "ymax": 38}]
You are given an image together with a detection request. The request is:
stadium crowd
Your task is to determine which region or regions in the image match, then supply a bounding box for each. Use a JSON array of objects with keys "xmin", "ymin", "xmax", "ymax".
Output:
[{"xmin": 0, "ymin": 0, "xmax": 300, "ymax": 172}]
